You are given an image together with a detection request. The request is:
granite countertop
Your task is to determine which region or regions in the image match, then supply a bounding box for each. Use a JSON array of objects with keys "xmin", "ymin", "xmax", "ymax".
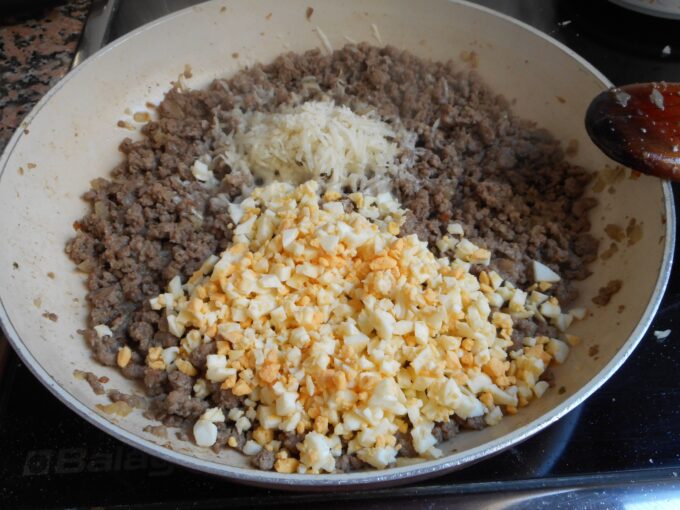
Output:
[
  {"xmin": 0, "ymin": 0, "xmax": 91, "ymax": 359},
  {"xmin": 0, "ymin": 0, "xmax": 92, "ymax": 152}
]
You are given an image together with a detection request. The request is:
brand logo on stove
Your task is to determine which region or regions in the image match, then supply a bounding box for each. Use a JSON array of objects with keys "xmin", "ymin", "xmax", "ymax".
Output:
[{"xmin": 22, "ymin": 446, "xmax": 174, "ymax": 477}]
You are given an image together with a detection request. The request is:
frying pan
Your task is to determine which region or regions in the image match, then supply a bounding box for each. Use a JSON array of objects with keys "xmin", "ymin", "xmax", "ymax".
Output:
[{"xmin": 0, "ymin": 0, "xmax": 674, "ymax": 489}]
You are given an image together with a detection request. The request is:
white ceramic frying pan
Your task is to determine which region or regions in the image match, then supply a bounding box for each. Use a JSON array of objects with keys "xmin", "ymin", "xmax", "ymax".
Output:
[{"xmin": 0, "ymin": 0, "xmax": 674, "ymax": 489}]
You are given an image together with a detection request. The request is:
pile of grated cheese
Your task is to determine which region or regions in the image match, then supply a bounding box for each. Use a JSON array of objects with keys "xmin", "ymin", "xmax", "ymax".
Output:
[
  {"xmin": 196, "ymin": 101, "xmax": 407, "ymax": 192},
  {"xmin": 146, "ymin": 181, "xmax": 584, "ymax": 474}
]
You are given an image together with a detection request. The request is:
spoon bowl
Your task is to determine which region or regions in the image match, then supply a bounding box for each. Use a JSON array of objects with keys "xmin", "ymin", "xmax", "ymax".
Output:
[{"xmin": 586, "ymin": 82, "xmax": 680, "ymax": 181}]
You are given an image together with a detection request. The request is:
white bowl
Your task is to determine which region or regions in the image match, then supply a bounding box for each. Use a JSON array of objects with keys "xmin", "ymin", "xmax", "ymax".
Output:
[{"xmin": 0, "ymin": 0, "xmax": 674, "ymax": 489}]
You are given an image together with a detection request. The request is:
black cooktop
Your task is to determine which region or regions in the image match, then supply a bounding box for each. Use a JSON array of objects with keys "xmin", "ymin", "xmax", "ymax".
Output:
[{"xmin": 2, "ymin": 1, "xmax": 680, "ymax": 508}]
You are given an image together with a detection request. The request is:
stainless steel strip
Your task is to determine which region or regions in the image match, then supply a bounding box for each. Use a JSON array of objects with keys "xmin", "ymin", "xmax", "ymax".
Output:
[{"xmin": 71, "ymin": 0, "xmax": 120, "ymax": 69}]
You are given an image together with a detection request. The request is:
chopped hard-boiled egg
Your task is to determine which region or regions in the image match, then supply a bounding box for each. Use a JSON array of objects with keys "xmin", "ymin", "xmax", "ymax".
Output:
[{"xmin": 150, "ymin": 180, "xmax": 584, "ymax": 473}]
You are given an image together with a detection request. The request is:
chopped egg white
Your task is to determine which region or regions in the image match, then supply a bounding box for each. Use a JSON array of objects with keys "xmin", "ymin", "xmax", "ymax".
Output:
[{"xmin": 149, "ymin": 180, "xmax": 585, "ymax": 473}]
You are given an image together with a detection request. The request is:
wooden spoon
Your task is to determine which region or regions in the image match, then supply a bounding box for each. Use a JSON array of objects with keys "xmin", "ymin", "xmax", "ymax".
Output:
[{"xmin": 585, "ymin": 82, "xmax": 680, "ymax": 181}]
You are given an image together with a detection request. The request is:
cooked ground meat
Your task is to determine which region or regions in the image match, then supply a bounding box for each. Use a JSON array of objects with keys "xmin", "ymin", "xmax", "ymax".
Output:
[
  {"xmin": 211, "ymin": 388, "xmax": 242, "ymax": 410},
  {"xmin": 511, "ymin": 319, "xmax": 538, "ymax": 351},
  {"xmin": 252, "ymin": 449, "xmax": 276, "ymax": 470},
  {"xmin": 395, "ymin": 431, "xmax": 417, "ymax": 458},
  {"xmin": 280, "ymin": 432, "xmax": 305, "ymax": 454},
  {"xmin": 189, "ymin": 342, "xmax": 216, "ymax": 370},
  {"xmin": 454, "ymin": 415, "xmax": 487, "ymax": 431},
  {"xmin": 433, "ymin": 420, "xmax": 460, "ymax": 443},
  {"xmin": 336, "ymin": 454, "xmax": 368, "ymax": 472},
  {"xmin": 539, "ymin": 368, "xmax": 556, "ymax": 388},
  {"xmin": 67, "ymin": 43, "xmax": 599, "ymax": 471},
  {"xmin": 168, "ymin": 370, "xmax": 194, "ymax": 393},
  {"xmin": 162, "ymin": 390, "xmax": 208, "ymax": 418},
  {"xmin": 212, "ymin": 422, "xmax": 247, "ymax": 453}
]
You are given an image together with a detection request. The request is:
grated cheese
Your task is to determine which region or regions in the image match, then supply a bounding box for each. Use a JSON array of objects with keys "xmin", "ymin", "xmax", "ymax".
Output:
[{"xmin": 217, "ymin": 101, "xmax": 406, "ymax": 192}]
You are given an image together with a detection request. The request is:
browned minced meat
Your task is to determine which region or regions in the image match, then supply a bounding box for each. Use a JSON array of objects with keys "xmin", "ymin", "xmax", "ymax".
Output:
[
  {"xmin": 67, "ymin": 43, "xmax": 599, "ymax": 469},
  {"xmin": 252, "ymin": 449, "xmax": 276, "ymax": 470},
  {"xmin": 395, "ymin": 431, "xmax": 418, "ymax": 458},
  {"xmin": 211, "ymin": 422, "xmax": 247, "ymax": 453},
  {"xmin": 592, "ymin": 279, "xmax": 623, "ymax": 306},
  {"xmin": 433, "ymin": 420, "xmax": 460, "ymax": 442},
  {"xmin": 454, "ymin": 415, "xmax": 487, "ymax": 431},
  {"xmin": 211, "ymin": 387, "xmax": 242, "ymax": 409},
  {"xmin": 280, "ymin": 432, "xmax": 305, "ymax": 453},
  {"xmin": 335, "ymin": 454, "xmax": 368, "ymax": 473},
  {"xmin": 539, "ymin": 368, "xmax": 556, "ymax": 388}
]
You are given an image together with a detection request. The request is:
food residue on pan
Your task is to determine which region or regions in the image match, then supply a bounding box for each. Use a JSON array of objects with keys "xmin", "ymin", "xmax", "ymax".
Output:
[
  {"xmin": 600, "ymin": 243, "xmax": 618, "ymax": 261},
  {"xmin": 556, "ymin": 96, "xmax": 566, "ymax": 104},
  {"xmin": 592, "ymin": 165, "xmax": 627, "ymax": 193},
  {"xmin": 144, "ymin": 424, "xmax": 169, "ymax": 438},
  {"xmin": 459, "ymin": 50, "xmax": 478, "ymax": 68},
  {"xmin": 67, "ymin": 44, "xmax": 603, "ymax": 474},
  {"xmin": 588, "ymin": 345, "xmax": 600, "ymax": 357},
  {"xmin": 592, "ymin": 280, "xmax": 623, "ymax": 307},
  {"xmin": 42, "ymin": 311, "xmax": 58, "ymax": 322},
  {"xmin": 116, "ymin": 120, "xmax": 134, "ymax": 130},
  {"xmin": 47, "ymin": 271, "xmax": 56, "ymax": 279},
  {"xmin": 601, "ymin": 218, "xmax": 643, "ymax": 259},
  {"xmin": 133, "ymin": 112, "xmax": 151, "ymax": 123},
  {"xmin": 306, "ymin": 7, "xmax": 314, "ymax": 21},
  {"xmin": 73, "ymin": 369, "xmax": 106, "ymax": 395},
  {"xmin": 314, "ymin": 26, "xmax": 333, "ymax": 53},
  {"xmin": 565, "ymin": 139, "xmax": 579, "ymax": 157},
  {"xmin": 96, "ymin": 401, "xmax": 133, "ymax": 417},
  {"xmin": 371, "ymin": 23, "xmax": 383, "ymax": 45},
  {"xmin": 605, "ymin": 224, "xmax": 625, "ymax": 242},
  {"xmin": 626, "ymin": 218, "xmax": 643, "ymax": 246}
]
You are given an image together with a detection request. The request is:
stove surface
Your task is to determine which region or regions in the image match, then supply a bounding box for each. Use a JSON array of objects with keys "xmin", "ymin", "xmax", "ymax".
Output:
[{"xmin": 2, "ymin": 1, "xmax": 680, "ymax": 508}]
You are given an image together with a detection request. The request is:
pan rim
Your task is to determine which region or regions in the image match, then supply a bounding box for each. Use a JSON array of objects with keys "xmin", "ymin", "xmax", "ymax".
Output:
[{"xmin": 0, "ymin": 0, "xmax": 675, "ymax": 489}]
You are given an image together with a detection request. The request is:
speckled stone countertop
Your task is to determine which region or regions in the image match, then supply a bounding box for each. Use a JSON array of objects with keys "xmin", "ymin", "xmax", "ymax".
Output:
[{"xmin": 0, "ymin": 0, "xmax": 92, "ymax": 152}]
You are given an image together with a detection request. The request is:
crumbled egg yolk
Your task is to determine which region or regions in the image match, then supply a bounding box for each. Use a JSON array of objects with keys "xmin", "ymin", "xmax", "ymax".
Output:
[{"xmin": 149, "ymin": 180, "xmax": 583, "ymax": 473}]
